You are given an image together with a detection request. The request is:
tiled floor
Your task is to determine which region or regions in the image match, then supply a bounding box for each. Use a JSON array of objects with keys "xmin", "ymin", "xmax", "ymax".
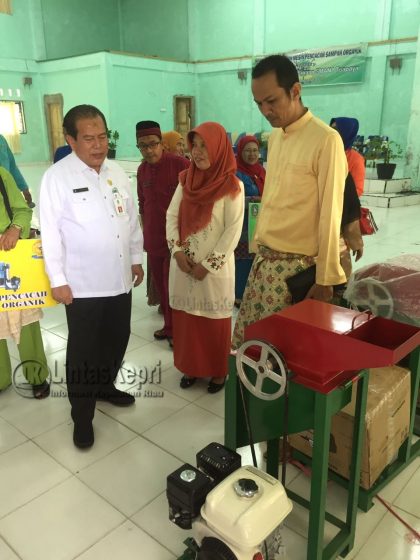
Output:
[{"xmin": 0, "ymin": 164, "xmax": 419, "ymax": 559}]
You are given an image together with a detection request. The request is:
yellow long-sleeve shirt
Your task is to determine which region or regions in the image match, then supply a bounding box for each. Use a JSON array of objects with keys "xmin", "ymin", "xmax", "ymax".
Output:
[{"xmin": 254, "ymin": 110, "xmax": 347, "ymax": 286}]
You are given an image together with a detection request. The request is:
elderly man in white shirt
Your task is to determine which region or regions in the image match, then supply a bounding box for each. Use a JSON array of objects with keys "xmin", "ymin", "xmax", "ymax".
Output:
[{"xmin": 40, "ymin": 104, "xmax": 144, "ymax": 449}]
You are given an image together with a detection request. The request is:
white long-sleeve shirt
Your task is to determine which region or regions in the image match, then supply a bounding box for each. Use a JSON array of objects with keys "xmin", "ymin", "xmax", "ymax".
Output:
[{"xmin": 39, "ymin": 152, "xmax": 143, "ymax": 298}]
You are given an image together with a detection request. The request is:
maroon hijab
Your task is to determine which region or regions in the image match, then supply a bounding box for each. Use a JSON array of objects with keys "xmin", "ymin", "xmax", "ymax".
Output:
[{"xmin": 236, "ymin": 135, "xmax": 266, "ymax": 195}]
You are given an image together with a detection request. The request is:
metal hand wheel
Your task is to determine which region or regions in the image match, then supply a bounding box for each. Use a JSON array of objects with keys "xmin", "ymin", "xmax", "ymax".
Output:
[
  {"xmin": 236, "ymin": 339, "xmax": 288, "ymax": 401},
  {"xmin": 350, "ymin": 278, "xmax": 394, "ymax": 319}
]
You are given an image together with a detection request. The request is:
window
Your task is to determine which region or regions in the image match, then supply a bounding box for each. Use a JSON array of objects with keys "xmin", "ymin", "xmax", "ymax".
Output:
[
  {"xmin": 13, "ymin": 101, "xmax": 26, "ymax": 134},
  {"xmin": 0, "ymin": 101, "xmax": 26, "ymax": 134},
  {"xmin": 0, "ymin": 0, "xmax": 12, "ymax": 15},
  {"xmin": 0, "ymin": 100, "xmax": 25, "ymax": 153}
]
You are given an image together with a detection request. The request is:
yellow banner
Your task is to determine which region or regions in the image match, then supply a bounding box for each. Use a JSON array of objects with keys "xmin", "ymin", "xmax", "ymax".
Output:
[{"xmin": 0, "ymin": 239, "xmax": 57, "ymax": 311}]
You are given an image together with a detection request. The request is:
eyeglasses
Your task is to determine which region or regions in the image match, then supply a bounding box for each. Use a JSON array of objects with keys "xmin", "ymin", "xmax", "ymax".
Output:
[{"xmin": 136, "ymin": 141, "xmax": 161, "ymax": 151}]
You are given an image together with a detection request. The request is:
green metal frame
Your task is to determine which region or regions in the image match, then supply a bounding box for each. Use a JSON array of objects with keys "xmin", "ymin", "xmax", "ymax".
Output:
[
  {"xmin": 177, "ymin": 538, "xmax": 200, "ymax": 559},
  {"xmin": 224, "ymin": 355, "xmax": 370, "ymax": 560},
  {"xmin": 293, "ymin": 346, "xmax": 420, "ymax": 512}
]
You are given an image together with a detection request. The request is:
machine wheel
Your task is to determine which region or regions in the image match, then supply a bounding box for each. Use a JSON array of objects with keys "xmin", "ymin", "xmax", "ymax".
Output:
[
  {"xmin": 349, "ymin": 278, "xmax": 394, "ymax": 319},
  {"xmin": 236, "ymin": 339, "xmax": 288, "ymax": 401}
]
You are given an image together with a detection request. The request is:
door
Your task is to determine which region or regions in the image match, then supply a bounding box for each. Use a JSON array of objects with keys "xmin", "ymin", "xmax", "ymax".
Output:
[
  {"xmin": 44, "ymin": 94, "xmax": 65, "ymax": 160},
  {"xmin": 173, "ymin": 96, "xmax": 195, "ymax": 140}
]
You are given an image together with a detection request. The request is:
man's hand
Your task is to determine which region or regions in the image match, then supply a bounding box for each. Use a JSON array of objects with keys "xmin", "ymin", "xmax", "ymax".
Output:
[
  {"xmin": 174, "ymin": 251, "xmax": 195, "ymax": 274},
  {"xmin": 352, "ymin": 248, "xmax": 363, "ymax": 262},
  {"xmin": 305, "ymin": 283, "xmax": 333, "ymax": 302},
  {"xmin": 0, "ymin": 226, "xmax": 20, "ymax": 251},
  {"xmin": 132, "ymin": 264, "xmax": 144, "ymax": 287},
  {"xmin": 52, "ymin": 285, "xmax": 73, "ymax": 305},
  {"xmin": 190, "ymin": 263, "xmax": 209, "ymax": 281}
]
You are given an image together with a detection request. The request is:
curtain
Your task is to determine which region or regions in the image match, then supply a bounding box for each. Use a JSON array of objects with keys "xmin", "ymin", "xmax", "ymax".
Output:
[{"xmin": 0, "ymin": 102, "xmax": 21, "ymax": 153}]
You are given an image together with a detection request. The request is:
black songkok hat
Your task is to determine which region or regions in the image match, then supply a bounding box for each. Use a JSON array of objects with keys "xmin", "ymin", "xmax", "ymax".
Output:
[{"xmin": 136, "ymin": 120, "xmax": 162, "ymax": 139}]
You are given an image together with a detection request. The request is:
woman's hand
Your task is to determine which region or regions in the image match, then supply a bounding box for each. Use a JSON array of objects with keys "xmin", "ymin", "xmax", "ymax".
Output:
[
  {"xmin": 174, "ymin": 251, "xmax": 195, "ymax": 273},
  {"xmin": 0, "ymin": 226, "xmax": 21, "ymax": 251},
  {"xmin": 190, "ymin": 263, "xmax": 209, "ymax": 281}
]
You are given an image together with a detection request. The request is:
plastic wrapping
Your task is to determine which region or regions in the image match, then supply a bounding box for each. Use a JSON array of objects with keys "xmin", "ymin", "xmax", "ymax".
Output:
[{"xmin": 344, "ymin": 254, "xmax": 420, "ymax": 325}]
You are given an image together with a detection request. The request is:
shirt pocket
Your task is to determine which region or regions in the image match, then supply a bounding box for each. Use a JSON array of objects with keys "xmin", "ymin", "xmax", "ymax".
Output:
[
  {"xmin": 70, "ymin": 191, "xmax": 94, "ymax": 223},
  {"xmin": 282, "ymin": 162, "xmax": 315, "ymax": 200}
]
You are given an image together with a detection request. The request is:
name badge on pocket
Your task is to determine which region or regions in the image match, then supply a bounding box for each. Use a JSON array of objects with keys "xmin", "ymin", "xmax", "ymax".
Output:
[{"xmin": 112, "ymin": 187, "xmax": 127, "ymax": 216}]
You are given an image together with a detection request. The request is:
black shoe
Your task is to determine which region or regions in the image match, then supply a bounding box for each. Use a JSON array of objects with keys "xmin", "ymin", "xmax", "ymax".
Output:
[
  {"xmin": 207, "ymin": 379, "xmax": 226, "ymax": 394},
  {"xmin": 97, "ymin": 388, "xmax": 135, "ymax": 406},
  {"xmin": 32, "ymin": 381, "xmax": 50, "ymax": 399},
  {"xmin": 180, "ymin": 376, "xmax": 197, "ymax": 389},
  {"xmin": 154, "ymin": 328, "xmax": 167, "ymax": 340},
  {"xmin": 73, "ymin": 422, "xmax": 94, "ymax": 449}
]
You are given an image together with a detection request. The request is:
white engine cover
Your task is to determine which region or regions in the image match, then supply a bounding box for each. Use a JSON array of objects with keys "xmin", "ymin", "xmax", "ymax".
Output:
[{"xmin": 199, "ymin": 465, "xmax": 292, "ymax": 550}]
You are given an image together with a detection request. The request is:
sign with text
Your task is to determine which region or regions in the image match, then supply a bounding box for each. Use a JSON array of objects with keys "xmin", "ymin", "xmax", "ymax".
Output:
[
  {"xmin": 255, "ymin": 43, "xmax": 367, "ymax": 86},
  {"xmin": 0, "ymin": 239, "xmax": 56, "ymax": 311}
]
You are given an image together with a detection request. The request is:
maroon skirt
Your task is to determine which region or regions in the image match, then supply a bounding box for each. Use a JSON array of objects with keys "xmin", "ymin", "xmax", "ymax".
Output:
[{"xmin": 172, "ymin": 310, "xmax": 231, "ymax": 378}]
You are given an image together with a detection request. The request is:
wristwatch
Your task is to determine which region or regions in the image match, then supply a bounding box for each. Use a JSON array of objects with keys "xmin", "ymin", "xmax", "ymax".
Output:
[{"xmin": 10, "ymin": 224, "xmax": 23, "ymax": 233}]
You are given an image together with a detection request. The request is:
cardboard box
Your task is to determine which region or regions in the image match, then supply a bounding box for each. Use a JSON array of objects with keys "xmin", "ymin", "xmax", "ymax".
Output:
[{"xmin": 289, "ymin": 366, "xmax": 410, "ymax": 489}]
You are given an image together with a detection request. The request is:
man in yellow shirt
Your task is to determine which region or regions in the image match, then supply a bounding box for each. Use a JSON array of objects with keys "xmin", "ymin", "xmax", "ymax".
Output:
[{"xmin": 232, "ymin": 55, "xmax": 347, "ymax": 348}]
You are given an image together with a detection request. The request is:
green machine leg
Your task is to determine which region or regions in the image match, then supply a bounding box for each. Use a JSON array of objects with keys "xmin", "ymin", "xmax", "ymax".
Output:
[
  {"xmin": 288, "ymin": 373, "xmax": 368, "ymax": 560},
  {"xmin": 306, "ymin": 390, "xmax": 333, "ymax": 559},
  {"xmin": 225, "ymin": 354, "xmax": 370, "ymax": 560}
]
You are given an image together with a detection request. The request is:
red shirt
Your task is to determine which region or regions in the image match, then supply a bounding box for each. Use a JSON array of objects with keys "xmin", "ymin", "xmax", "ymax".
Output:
[{"xmin": 137, "ymin": 151, "xmax": 189, "ymax": 256}]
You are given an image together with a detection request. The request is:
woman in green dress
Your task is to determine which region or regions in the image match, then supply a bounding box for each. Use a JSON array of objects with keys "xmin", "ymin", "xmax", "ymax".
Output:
[{"xmin": 0, "ymin": 166, "xmax": 49, "ymax": 398}]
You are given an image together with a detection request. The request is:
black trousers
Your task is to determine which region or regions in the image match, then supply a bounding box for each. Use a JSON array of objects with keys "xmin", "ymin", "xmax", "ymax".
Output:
[{"xmin": 65, "ymin": 292, "xmax": 132, "ymax": 425}]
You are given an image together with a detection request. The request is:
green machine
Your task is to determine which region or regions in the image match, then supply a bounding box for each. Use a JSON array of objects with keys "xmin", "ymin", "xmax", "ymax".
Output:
[{"xmin": 225, "ymin": 300, "xmax": 420, "ymax": 560}]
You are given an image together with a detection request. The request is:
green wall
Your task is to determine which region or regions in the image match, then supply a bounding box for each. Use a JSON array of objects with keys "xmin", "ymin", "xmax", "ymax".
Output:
[
  {"xmin": 39, "ymin": 53, "xmax": 110, "ymax": 114},
  {"xmin": 380, "ymin": 53, "xmax": 416, "ymax": 146},
  {"xmin": 0, "ymin": 0, "xmax": 418, "ymax": 166},
  {"xmin": 188, "ymin": 0, "xmax": 255, "ymax": 60},
  {"xmin": 40, "ymin": 0, "xmax": 121, "ymax": 59},
  {"xmin": 120, "ymin": 0, "xmax": 189, "ymax": 61},
  {"xmin": 390, "ymin": 0, "xmax": 420, "ymax": 38},
  {"xmin": 0, "ymin": 0, "xmax": 40, "ymax": 60},
  {"xmin": 264, "ymin": 1, "xmax": 384, "ymax": 52},
  {"xmin": 188, "ymin": 0, "xmax": 420, "ymax": 60},
  {"xmin": 35, "ymin": 53, "xmax": 195, "ymax": 160},
  {"xmin": 106, "ymin": 54, "xmax": 194, "ymax": 158},
  {"xmin": 0, "ymin": 57, "xmax": 47, "ymax": 163}
]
